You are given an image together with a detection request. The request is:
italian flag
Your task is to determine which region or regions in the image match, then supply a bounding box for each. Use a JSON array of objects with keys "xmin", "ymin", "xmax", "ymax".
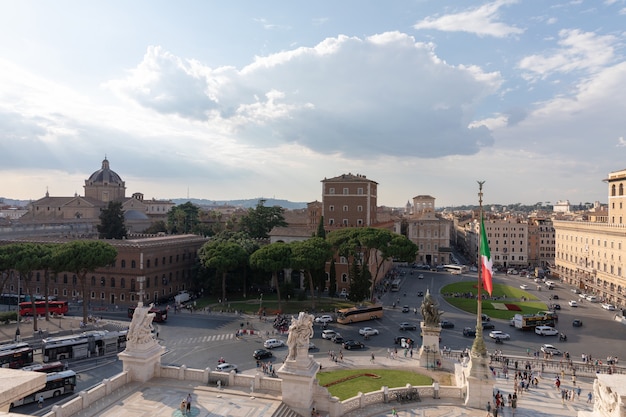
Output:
[{"xmin": 480, "ymin": 216, "xmax": 493, "ymax": 295}]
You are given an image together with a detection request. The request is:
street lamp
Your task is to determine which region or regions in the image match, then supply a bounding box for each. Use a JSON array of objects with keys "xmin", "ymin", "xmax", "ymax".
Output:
[{"xmin": 259, "ymin": 294, "xmax": 263, "ymax": 317}]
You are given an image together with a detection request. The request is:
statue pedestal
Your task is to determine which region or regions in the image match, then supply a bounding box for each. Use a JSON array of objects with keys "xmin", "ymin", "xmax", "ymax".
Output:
[
  {"xmin": 463, "ymin": 354, "xmax": 493, "ymax": 408},
  {"xmin": 277, "ymin": 347, "xmax": 319, "ymax": 416},
  {"xmin": 118, "ymin": 342, "xmax": 166, "ymax": 383},
  {"xmin": 419, "ymin": 323, "xmax": 442, "ymax": 369}
]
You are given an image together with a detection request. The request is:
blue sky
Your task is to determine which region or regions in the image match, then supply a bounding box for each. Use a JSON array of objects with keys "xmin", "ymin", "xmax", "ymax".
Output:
[{"xmin": 1, "ymin": 0, "xmax": 625, "ymax": 207}]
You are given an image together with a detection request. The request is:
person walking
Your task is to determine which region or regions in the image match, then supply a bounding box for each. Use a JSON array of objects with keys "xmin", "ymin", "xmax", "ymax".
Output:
[
  {"xmin": 186, "ymin": 393, "xmax": 192, "ymax": 414},
  {"xmin": 486, "ymin": 401, "xmax": 492, "ymax": 417}
]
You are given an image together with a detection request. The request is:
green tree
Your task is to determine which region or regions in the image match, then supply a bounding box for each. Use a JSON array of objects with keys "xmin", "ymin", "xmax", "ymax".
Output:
[
  {"xmin": 55, "ymin": 241, "xmax": 118, "ymax": 324},
  {"xmin": 327, "ymin": 228, "xmax": 418, "ymax": 301},
  {"xmin": 97, "ymin": 201, "xmax": 128, "ymax": 239},
  {"xmin": 290, "ymin": 237, "xmax": 333, "ymax": 309},
  {"xmin": 316, "ymin": 216, "xmax": 326, "ymax": 239},
  {"xmin": 209, "ymin": 231, "xmax": 259, "ymax": 297},
  {"xmin": 143, "ymin": 220, "xmax": 168, "ymax": 234},
  {"xmin": 239, "ymin": 199, "xmax": 288, "ymax": 239},
  {"xmin": 198, "ymin": 240, "xmax": 248, "ymax": 303},
  {"xmin": 167, "ymin": 202, "xmax": 200, "ymax": 234},
  {"xmin": 249, "ymin": 242, "xmax": 291, "ymax": 312}
]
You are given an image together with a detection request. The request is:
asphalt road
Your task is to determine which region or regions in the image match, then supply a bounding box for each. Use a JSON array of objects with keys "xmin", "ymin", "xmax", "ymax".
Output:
[{"xmin": 17, "ymin": 265, "xmax": 626, "ymax": 414}]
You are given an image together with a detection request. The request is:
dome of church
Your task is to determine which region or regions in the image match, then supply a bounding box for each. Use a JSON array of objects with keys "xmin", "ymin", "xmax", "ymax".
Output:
[
  {"xmin": 87, "ymin": 158, "xmax": 123, "ymax": 185},
  {"xmin": 124, "ymin": 210, "xmax": 150, "ymax": 220}
]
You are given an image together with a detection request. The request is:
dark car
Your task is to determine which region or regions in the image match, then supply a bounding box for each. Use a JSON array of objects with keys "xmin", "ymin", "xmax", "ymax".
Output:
[
  {"xmin": 331, "ymin": 334, "xmax": 344, "ymax": 344},
  {"xmin": 342, "ymin": 340, "xmax": 365, "ymax": 350},
  {"xmin": 550, "ymin": 295, "xmax": 559, "ymax": 300},
  {"xmin": 551, "ymin": 303, "xmax": 561, "ymax": 310},
  {"xmin": 417, "ymin": 291, "xmax": 424, "ymax": 297},
  {"xmin": 572, "ymin": 319, "xmax": 583, "ymax": 327},
  {"xmin": 253, "ymin": 349, "xmax": 273, "ymax": 360},
  {"xmin": 399, "ymin": 322, "xmax": 417, "ymax": 331},
  {"xmin": 463, "ymin": 327, "xmax": 476, "ymax": 337},
  {"xmin": 481, "ymin": 322, "xmax": 495, "ymax": 330},
  {"xmin": 440, "ymin": 320, "xmax": 455, "ymax": 329},
  {"xmin": 402, "ymin": 305, "xmax": 410, "ymax": 313}
]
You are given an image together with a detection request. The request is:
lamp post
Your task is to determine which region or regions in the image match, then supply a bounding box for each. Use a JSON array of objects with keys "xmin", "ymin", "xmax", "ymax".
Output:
[
  {"xmin": 259, "ymin": 294, "xmax": 263, "ymax": 317},
  {"xmin": 15, "ymin": 274, "xmax": 21, "ymax": 342}
]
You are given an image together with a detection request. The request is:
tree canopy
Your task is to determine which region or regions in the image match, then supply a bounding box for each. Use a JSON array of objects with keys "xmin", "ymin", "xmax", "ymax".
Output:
[
  {"xmin": 198, "ymin": 240, "xmax": 248, "ymax": 303},
  {"xmin": 98, "ymin": 201, "xmax": 128, "ymax": 239},
  {"xmin": 238, "ymin": 199, "xmax": 288, "ymax": 239},
  {"xmin": 167, "ymin": 202, "xmax": 200, "ymax": 234},
  {"xmin": 249, "ymin": 242, "xmax": 291, "ymax": 311}
]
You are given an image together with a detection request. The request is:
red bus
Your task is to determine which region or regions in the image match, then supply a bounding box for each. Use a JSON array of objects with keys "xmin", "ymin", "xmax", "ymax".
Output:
[
  {"xmin": 0, "ymin": 343, "xmax": 34, "ymax": 369},
  {"xmin": 127, "ymin": 306, "xmax": 167, "ymax": 322},
  {"xmin": 19, "ymin": 300, "xmax": 69, "ymax": 317}
]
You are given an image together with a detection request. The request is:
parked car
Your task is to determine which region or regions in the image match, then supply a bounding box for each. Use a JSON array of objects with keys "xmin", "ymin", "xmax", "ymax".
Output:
[
  {"xmin": 535, "ymin": 326, "xmax": 559, "ymax": 336},
  {"xmin": 253, "ymin": 349, "xmax": 273, "ymax": 360},
  {"xmin": 440, "ymin": 320, "xmax": 455, "ymax": 329},
  {"xmin": 519, "ymin": 284, "xmax": 529, "ymax": 290},
  {"xmin": 571, "ymin": 288, "xmax": 581, "ymax": 294},
  {"xmin": 549, "ymin": 294, "xmax": 559, "ymax": 300},
  {"xmin": 540, "ymin": 344, "xmax": 562, "ymax": 355},
  {"xmin": 602, "ymin": 303, "xmax": 616, "ymax": 311},
  {"xmin": 586, "ymin": 295, "xmax": 598, "ymax": 303},
  {"xmin": 399, "ymin": 322, "xmax": 417, "ymax": 331},
  {"xmin": 321, "ymin": 330, "xmax": 337, "ymax": 339},
  {"xmin": 216, "ymin": 363, "xmax": 238, "ymax": 372},
  {"xmin": 263, "ymin": 339, "xmax": 285, "ymax": 349},
  {"xmin": 314, "ymin": 315, "xmax": 333, "ymax": 324},
  {"xmin": 308, "ymin": 342, "xmax": 317, "ymax": 350},
  {"xmin": 418, "ymin": 274, "xmax": 424, "ymax": 279},
  {"xmin": 417, "ymin": 291, "xmax": 424, "ymax": 297},
  {"xmin": 359, "ymin": 327, "xmax": 379, "ymax": 336},
  {"xmin": 342, "ymin": 340, "xmax": 365, "ymax": 350},
  {"xmin": 489, "ymin": 330, "xmax": 511, "ymax": 340},
  {"xmin": 481, "ymin": 314, "xmax": 490, "ymax": 321},
  {"xmin": 572, "ymin": 319, "xmax": 583, "ymax": 327},
  {"xmin": 550, "ymin": 303, "xmax": 561, "ymax": 310},
  {"xmin": 402, "ymin": 305, "xmax": 410, "ymax": 313},
  {"xmin": 568, "ymin": 300, "xmax": 578, "ymax": 307}
]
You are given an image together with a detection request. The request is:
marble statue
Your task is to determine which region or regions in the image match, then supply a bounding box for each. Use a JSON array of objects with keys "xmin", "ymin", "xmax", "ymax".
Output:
[
  {"xmin": 127, "ymin": 303, "xmax": 156, "ymax": 348},
  {"xmin": 286, "ymin": 312, "xmax": 314, "ymax": 361},
  {"xmin": 421, "ymin": 290, "xmax": 442, "ymax": 327}
]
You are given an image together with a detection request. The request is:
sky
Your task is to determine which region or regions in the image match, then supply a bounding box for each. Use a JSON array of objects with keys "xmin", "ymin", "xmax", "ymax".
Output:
[{"xmin": 1, "ymin": 0, "xmax": 625, "ymax": 208}]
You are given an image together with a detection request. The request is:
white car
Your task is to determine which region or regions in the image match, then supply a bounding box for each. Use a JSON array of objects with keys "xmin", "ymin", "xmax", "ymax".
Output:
[
  {"xmin": 358, "ymin": 327, "xmax": 379, "ymax": 336},
  {"xmin": 315, "ymin": 315, "xmax": 333, "ymax": 324},
  {"xmin": 215, "ymin": 363, "xmax": 238, "ymax": 372},
  {"xmin": 602, "ymin": 303, "xmax": 616, "ymax": 311},
  {"xmin": 519, "ymin": 284, "xmax": 529, "ymax": 290},
  {"xmin": 579, "ymin": 293, "xmax": 588, "ymax": 299},
  {"xmin": 321, "ymin": 329, "xmax": 337, "ymax": 339},
  {"xmin": 489, "ymin": 331, "xmax": 510, "ymax": 340},
  {"xmin": 263, "ymin": 339, "xmax": 285, "ymax": 349},
  {"xmin": 541, "ymin": 344, "xmax": 562, "ymax": 355},
  {"xmin": 568, "ymin": 300, "xmax": 578, "ymax": 307},
  {"xmin": 535, "ymin": 326, "xmax": 558, "ymax": 336}
]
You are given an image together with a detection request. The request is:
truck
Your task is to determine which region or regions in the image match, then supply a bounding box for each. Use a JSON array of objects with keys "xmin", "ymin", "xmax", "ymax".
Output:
[
  {"xmin": 512, "ymin": 312, "xmax": 557, "ymax": 330},
  {"xmin": 174, "ymin": 291, "xmax": 190, "ymax": 304}
]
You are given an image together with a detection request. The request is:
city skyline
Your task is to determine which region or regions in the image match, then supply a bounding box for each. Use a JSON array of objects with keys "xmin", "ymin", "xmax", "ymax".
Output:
[{"xmin": 1, "ymin": 1, "xmax": 625, "ymax": 207}]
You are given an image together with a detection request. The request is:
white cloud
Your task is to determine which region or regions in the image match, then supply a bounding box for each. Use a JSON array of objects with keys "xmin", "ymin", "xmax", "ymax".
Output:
[
  {"xmin": 106, "ymin": 33, "xmax": 502, "ymax": 159},
  {"xmin": 413, "ymin": 0, "xmax": 524, "ymax": 38},
  {"xmin": 518, "ymin": 29, "xmax": 618, "ymax": 80}
]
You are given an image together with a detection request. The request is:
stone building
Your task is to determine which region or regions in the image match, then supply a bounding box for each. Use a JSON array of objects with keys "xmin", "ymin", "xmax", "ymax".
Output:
[
  {"xmin": 554, "ymin": 168, "xmax": 626, "ymax": 308},
  {"xmin": 321, "ymin": 173, "xmax": 377, "ymax": 228},
  {"xmin": 1, "ymin": 234, "xmax": 207, "ymax": 307},
  {"xmin": 20, "ymin": 158, "xmax": 174, "ymax": 234},
  {"xmin": 399, "ymin": 195, "xmax": 453, "ymax": 266}
]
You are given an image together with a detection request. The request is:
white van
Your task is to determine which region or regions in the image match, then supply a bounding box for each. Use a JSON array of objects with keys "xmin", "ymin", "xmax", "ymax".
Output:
[{"xmin": 586, "ymin": 295, "xmax": 598, "ymax": 303}]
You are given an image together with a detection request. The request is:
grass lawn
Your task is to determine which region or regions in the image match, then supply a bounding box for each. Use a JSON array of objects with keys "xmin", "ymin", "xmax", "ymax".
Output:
[
  {"xmin": 441, "ymin": 281, "xmax": 549, "ymax": 320},
  {"xmin": 316, "ymin": 369, "xmax": 434, "ymax": 400}
]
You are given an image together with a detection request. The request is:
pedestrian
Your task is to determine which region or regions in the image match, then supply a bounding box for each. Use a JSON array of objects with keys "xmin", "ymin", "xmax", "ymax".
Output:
[
  {"xmin": 186, "ymin": 393, "xmax": 192, "ymax": 414},
  {"xmin": 38, "ymin": 395, "xmax": 44, "ymax": 408},
  {"xmin": 391, "ymin": 406, "xmax": 397, "ymax": 416},
  {"xmin": 576, "ymin": 387, "xmax": 582, "ymax": 399},
  {"xmin": 371, "ymin": 353, "xmax": 375, "ymax": 363},
  {"xmin": 587, "ymin": 391, "xmax": 593, "ymax": 403},
  {"xmin": 486, "ymin": 401, "xmax": 491, "ymax": 417}
]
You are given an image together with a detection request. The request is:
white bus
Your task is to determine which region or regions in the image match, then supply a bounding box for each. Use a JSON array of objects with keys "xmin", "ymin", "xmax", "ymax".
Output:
[
  {"xmin": 42, "ymin": 330, "xmax": 128, "ymax": 362},
  {"xmin": 10, "ymin": 370, "xmax": 77, "ymax": 408},
  {"xmin": 390, "ymin": 279, "xmax": 402, "ymax": 291},
  {"xmin": 443, "ymin": 264, "xmax": 469, "ymax": 275}
]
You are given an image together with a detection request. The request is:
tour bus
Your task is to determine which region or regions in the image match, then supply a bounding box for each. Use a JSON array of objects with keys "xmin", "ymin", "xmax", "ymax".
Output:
[
  {"xmin": 21, "ymin": 361, "xmax": 65, "ymax": 373},
  {"xmin": 128, "ymin": 306, "xmax": 168, "ymax": 322},
  {"xmin": 42, "ymin": 330, "xmax": 127, "ymax": 362},
  {"xmin": 19, "ymin": 300, "xmax": 69, "ymax": 317},
  {"xmin": 336, "ymin": 304, "xmax": 384, "ymax": 324},
  {"xmin": 0, "ymin": 342, "xmax": 34, "ymax": 369},
  {"xmin": 10, "ymin": 370, "xmax": 77, "ymax": 408},
  {"xmin": 390, "ymin": 279, "xmax": 402, "ymax": 292},
  {"xmin": 443, "ymin": 264, "xmax": 469, "ymax": 275},
  {"xmin": 512, "ymin": 312, "xmax": 557, "ymax": 330}
]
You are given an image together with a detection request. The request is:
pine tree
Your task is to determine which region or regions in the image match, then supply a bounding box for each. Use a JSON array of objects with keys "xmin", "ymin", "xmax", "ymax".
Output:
[{"xmin": 97, "ymin": 201, "xmax": 127, "ymax": 239}]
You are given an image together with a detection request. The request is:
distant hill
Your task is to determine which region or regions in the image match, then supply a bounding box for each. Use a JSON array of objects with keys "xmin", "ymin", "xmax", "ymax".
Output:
[
  {"xmin": 0, "ymin": 198, "xmax": 30, "ymax": 207},
  {"xmin": 171, "ymin": 198, "xmax": 308, "ymax": 210}
]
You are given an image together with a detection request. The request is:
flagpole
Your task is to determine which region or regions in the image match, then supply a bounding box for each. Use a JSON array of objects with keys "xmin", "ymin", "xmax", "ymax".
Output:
[{"xmin": 471, "ymin": 181, "xmax": 487, "ymax": 357}]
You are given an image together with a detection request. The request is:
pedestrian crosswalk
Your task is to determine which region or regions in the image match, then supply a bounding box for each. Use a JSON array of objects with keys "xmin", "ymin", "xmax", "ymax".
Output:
[{"xmin": 168, "ymin": 334, "xmax": 235, "ymax": 346}]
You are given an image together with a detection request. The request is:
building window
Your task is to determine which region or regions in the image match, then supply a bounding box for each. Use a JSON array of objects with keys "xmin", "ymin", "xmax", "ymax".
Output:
[
  {"xmin": 91, "ymin": 291, "xmax": 95, "ymax": 299},
  {"xmin": 339, "ymin": 256, "xmax": 347, "ymax": 264},
  {"xmin": 146, "ymin": 278, "xmax": 150, "ymax": 288},
  {"xmin": 357, "ymin": 187, "xmax": 363, "ymax": 195},
  {"xmin": 329, "ymin": 187, "xmax": 335, "ymax": 194},
  {"xmin": 120, "ymin": 294, "xmax": 125, "ymax": 301},
  {"xmin": 72, "ymin": 276, "xmax": 77, "ymax": 285},
  {"xmin": 341, "ymin": 273, "xmax": 348, "ymax": 283},
  {"xmin": 91, "ymin": 276, "xmax": 96, "ymax": 286},
  {"xmin": 101, "ymin": 277, "xmax": 105, "ymax": 287},
  {"xmin": 357, "ymin": 205, "xmax": 363, "ymax": 212},
  {"xmin": 131, "ymin": 260, "xmax": 136, "ymax": 268},
  {"xmin": 146, "ymin": 259, "xmax": 150, "ymax": 268},
  {"xmin": 155, "ymin": 258, "xmax": 158, "ymax": 266},
  {"xmin": 111, "ymin": 277, "xmax": 115, "ymax": 287},
  {"xmin": 101, "ymin": 292, "xmax": 105, "ymax": 300},
  {"xmin": 357, "ymin": 219, "xmax": 363, "ymax": 226},
  {"xmin": 343, "ymin": 219, "xmax": 348, "ymax": 226},
  {"xmin": 329, "ymin": 205, "xmax": 334, "ymax": 212},
  {"xmin": 329, "ymin": 218, "xmax": 335, "ymax": 225},
  {"xmin": 343, "ymin": 205, "xmax": 348, "ymax": 212},
  {"xmin": 121, "ymin": 260, "xmax": 126, "ymax": 268},
  {"xmin": 63, "ymin": 275, "xmax": 68, "ymax": 284},
  {"xmin": 612, "ymin": 184, "xmax": 616, "ymax": 196},
  {"xmin": 620, "ymin": 184, "xmax": 624, "ymax": 196},
  {"xmin": 121, "ymin": 278, "xmax": 126, "ymax": 289}
]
